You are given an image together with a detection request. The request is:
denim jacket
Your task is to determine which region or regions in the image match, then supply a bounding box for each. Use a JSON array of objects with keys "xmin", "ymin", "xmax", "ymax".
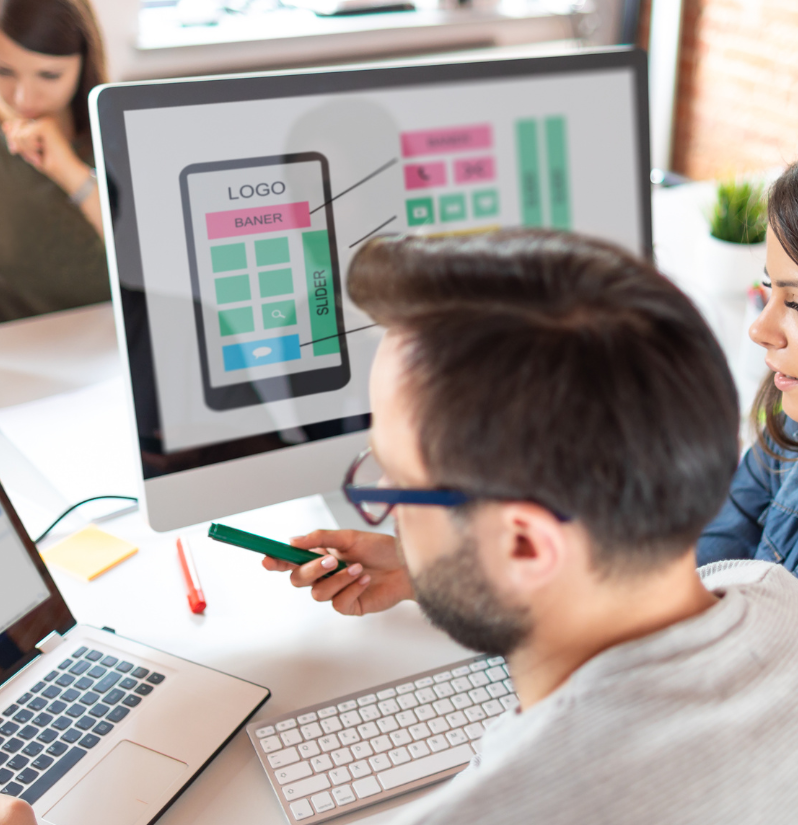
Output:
[{"xmin": 697, "ymin": 426, "xmax": 798, "ymax": 572}]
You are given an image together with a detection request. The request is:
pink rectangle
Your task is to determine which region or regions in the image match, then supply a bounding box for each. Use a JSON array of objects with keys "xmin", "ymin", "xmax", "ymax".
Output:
[
  {"xmin": 454, "ymin": 156, "xmax": 496, "ymax": 184},
  {"xmin": 206, "ymin": 201, "xmax": 310, "ymax": 239},
  {"xmin": 401, "ymin": 124, "xmax": 493, "ymax": 158},
  {"xmin": 404, "ymin": 162, "xmax": 447, "ymax": 190}
]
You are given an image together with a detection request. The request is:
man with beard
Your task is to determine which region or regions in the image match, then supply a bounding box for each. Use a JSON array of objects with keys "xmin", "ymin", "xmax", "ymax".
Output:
[{"xmin": 262, "ymin": 229, "xmax": 798, "ymax": 823}]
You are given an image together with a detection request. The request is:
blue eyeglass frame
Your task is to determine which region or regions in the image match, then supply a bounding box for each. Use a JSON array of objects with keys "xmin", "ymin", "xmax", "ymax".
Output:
[{"xmin": 341, "ymin": 447, "xmax": 571, "ymax": 526}]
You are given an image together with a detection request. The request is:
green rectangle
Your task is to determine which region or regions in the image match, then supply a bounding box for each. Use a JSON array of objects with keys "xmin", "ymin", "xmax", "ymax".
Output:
[
  {"xmin": 255, "ymin": 236, "xmax": 290, "ymax": 267},
  {"xmin": 259, "ymin": 268, "xmax": 294, "ymax": 298},
  {"xmin": 218, "ymin": 306, "xmax": 254, "ymax": 336},
  {"xmin": 472, "ymin": 189, "xmax": 499, "ymax": 218},
  {"xmin": 215, "ymin": 274, "xmax": 251, "ymax": 304},
  {"xmin": 211, "ymin": 243, "xmax": 247, "ymax": 273},
  {"xmin": 516, "ymin": 119, "xmax": 543, "ymax": 227},
  {"xmin": 439, "ymin": 194, "xmax": 466, "ymax": 223},
  {"xmin": 262, "ymin": 299, "xmax": 297, "ymax": 329},
  {"xmin": 302, "ymin": 230, "xmax": 339, "ymax": 356},
  {"xmin": 406, "ymin": 197, "xmax": 434, "ymax": 226},
  {"xmin": 545, "ymin": 116, "xmax": 571, "ymax": 230}
]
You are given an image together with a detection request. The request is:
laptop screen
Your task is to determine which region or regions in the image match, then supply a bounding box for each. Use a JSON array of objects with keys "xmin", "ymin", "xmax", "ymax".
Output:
[{"xmin": 0, "ymin": 503, "xmax": 50, "ymax": 635}]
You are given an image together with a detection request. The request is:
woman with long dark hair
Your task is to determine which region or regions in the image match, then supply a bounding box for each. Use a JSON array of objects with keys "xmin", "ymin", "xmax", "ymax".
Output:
[
  {"xmin": 698, "ymin": 162, "xmax": 798, "ymax": 571},
  {"xmin": 0, "ymin": 0, "xmax": 110, "ymax": 321}
]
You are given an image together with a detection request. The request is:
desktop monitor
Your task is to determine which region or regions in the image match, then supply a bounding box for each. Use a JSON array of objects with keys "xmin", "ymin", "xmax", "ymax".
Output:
[{"xmin": 90, "ymin": 47, "xmax": 652, "ymax": 531}]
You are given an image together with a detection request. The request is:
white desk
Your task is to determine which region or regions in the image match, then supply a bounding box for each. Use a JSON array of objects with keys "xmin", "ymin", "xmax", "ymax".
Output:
[{"xmin": 0, "ymin": 182, "xmax": 768, "ymax": 823}]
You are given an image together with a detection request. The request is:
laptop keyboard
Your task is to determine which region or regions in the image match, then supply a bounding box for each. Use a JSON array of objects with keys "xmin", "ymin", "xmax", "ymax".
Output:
[
  {"xmin": 0, "ymin": 645, "xmax": 166, "ymax": 804},
  {"xmin": 248, "ymin": 654, "xmax": 516, "ymax": 823}
]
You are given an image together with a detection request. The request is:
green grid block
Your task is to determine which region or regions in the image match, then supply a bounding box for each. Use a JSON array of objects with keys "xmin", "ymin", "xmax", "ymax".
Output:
[
  {"xmin": 259, "ymin": 268, "xmax": 294, "ymax": 298},
  {"xmin": 439, "ymin": 193, "xmax": 466, "ymax": 223},
  {"xmin": 516, "ymin": 119, "xmax": 543, "ymax": 227},
  {"xmin": 215, "ymin": 274, "xmax": 251, "ymax": 305},
  {"xmin": 218, "ymin": 306, "xmax": 255, "ymax": 337},
  {"xmin": 211, "ymin": 243, "xmax": 247, "ymax": 273},
  {"xmin": 472, "ymin": 189, "xmax": 500, "ymax": 218},
  {"xmin": 545, "ymin": 116, "xmax": 571, "ymax": 230},
  {"xmin": 255, "ymin": 236, "xmax": 290, "ymax": 267},
  {"xmin": 406, "ymin": 198, "xmax": 434, "ymax": 227},
  {"xmin": 262, "ymin": 299, "xmax": 297, "ymax": 329}
]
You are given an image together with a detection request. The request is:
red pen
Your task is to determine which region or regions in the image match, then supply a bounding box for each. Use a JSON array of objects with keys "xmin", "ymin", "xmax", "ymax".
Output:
[{"xmin": 177, "ymin": 535, "xmax": 207, "ymax": 614}]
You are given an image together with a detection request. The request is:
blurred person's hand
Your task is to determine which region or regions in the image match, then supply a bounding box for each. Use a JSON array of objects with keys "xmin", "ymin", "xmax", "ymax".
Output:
[
  {"xmin": 261, "ymin": 529, "xmax": 413, "ymax": 616},
  {"xmin": 0, "ymin": 797, "xmax": 37, "ymax": 825}
]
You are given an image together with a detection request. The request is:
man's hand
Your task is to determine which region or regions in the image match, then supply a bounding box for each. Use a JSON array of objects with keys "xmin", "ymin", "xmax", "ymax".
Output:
[
  {"xmin": 0, "ymin": 798, "xmax": 37, "ymax": 825},
  {"xmin": 261, "ymin": 529, "xmax": 413, "ymax": 616}
]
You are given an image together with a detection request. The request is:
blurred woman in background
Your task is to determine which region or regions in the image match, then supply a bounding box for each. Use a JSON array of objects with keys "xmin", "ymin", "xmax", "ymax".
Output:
[{"xmin": 0, "ymin": 0, "xmax": 110, "ymax": 322}]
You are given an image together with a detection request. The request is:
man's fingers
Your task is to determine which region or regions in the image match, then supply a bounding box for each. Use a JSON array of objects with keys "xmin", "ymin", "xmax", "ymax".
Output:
[
  {"xmin": 261, "ymin": 556, "xmax": 295, "ymax": 573},
  {"xmin": 304, "ymin": 562, "xmax": 365, "ymax": 600},
  {"xmin": 330, "ymin": 576, "xmax": 372, "ymax": 616},
  {"xmin": 290, "ymin": 530, "xmax": 356, "ymax": 553}
]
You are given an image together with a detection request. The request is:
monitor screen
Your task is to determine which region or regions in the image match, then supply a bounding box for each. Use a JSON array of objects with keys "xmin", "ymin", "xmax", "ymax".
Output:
[{"xmin": 92, "ymin": 48, "xmax": 650, "ymax": 529}]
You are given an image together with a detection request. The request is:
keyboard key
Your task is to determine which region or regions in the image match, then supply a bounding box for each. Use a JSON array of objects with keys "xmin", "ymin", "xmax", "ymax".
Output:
[
  {"xmin": 433, "ymin": 683, "xmax": 454, "ymax": 699},
  {"xmin": 396, "ymin": 683, "xmax": 414, "ymax": 695},
  {"xmin": 52, "ymin": 717, "xmax": 71, "ymax": 731},
  {"xmin": 378, "ymin": 743, "xmax": 473, "ymax": 790},
  {"xmin": 61, "ymin": 690, "xmax": 80, "ymax": 703},
  {"xmin": 1, "ymin": 782, "xmax": 23, "ymax": 796},
  {"xmin": 310, "ymin": 754, "xmax": 333, "ymax": 773},
  {"xmin": 2, "ymin": 739, "xmax": 23, "ymax": 753},
  {"xmin": 66, "ymin": 705, "xmax": 83, "ymax": 719},
  {"xmin": 43, "ymin": 671, "xmax": 58, "ymax": 683},
  {"xmin": 368, "ymin": 753, "xmax": 391, "ymax": 771},
  {"xmin": 260, "ymin": 736, "xmax": 282, "ymax": 754},
  {"xmin": 428, "ymin": 735, "xmax": 449, "ymax": 753},
  {"xmin": 15, "ymin": 694, "xmax": 32, "ymax": 705},
  {"xmin": 58, "ymin": 660, "xmax": 72, "ymax": 671},
  {"xmin": 2, "ymin": 705, "xmax": 18, "ymax": 718},
  {"xmin": 0, "ymin": 723, "xmax": 19, "ymax": 737},
  {"xmin": 389, "ymin": 730, "xmax": 412, "ymax": 747},
  {"xmin": 469, "ymin": 687, "xmax": 489, "ymax": 704},
  {"xmin": 340, "ymin": 711, "xmax": 360, "ymax": 729},
  {"xmin": 75, "ymin": 717, "xmax": 94, "ymax": 731},
  {"xmin": 21, "ymin": 743, "xmax": 43, "ymax": 757},
  {"xmin": 146, "ymin": 673, "xmax": 165, "ymax": 685},
  {"xmin": 45, "ymin": 742, "xmax": 68, "ymax": 756},
  {"xmin": 409, "ymin": 723, "xmax": 431, "ymax": 741},
  {"xmin": 89, "ymin": 704, "xmax": 110, "ymax": 719},
  {"xmin": 468, "ymin": 672, "xmax": 489, "ymax": 688},
  {"xmin": 86, "ymin": 651, "xmax": 103, "ymax": 662},
  {"xmin": 78, "ymin": 734, "xmax": 100, "ymax": 749},
  {"xmin": 107, "ymin": 707, "xmax": 129, "ymax": 724},
  {"xmin": 122, "ymin": 695, "xmax": 141, "ymax": 708},
  {"xmin": 72, "ymin": 647, "xmax": 88, "ymax": 658},
  {"xmin": 31, "ymin": 755, "xmax": 53, "ymax": 770},
  {"xmin": 36, "ymin": 730, "xmax": 58, "ymax": 744},
  {"xmin": 268, "ymin": 747, "xmax": 299, "ymax": 769},
  {"xmin": 451, "ymin": 693, "xmax": 473, "ymax": 710},
  {"xmin": 288, "ymin": 799, "xmax": 313, "ymax": 821},
  {"xmin": 93, "ymin": 722, "xmax": 114, "ymax": 736},
  {"xmin": 487, "ymin": 682, "xmax": 508, "ymax": 699},
  {"xmin": 397, "ymin": 694, "xmax": 419, "ymax": 710},
  {"xmin": 296, "ymin": 713, "xmax": 316, "ymax": 725},
  {"xmin": 255, "ymin": 725, "xmax": 275, "ymax": 738},
  {"xmin": 414, "ymin": 677, "xmax": 433, "ymax": 689},
  {"xmin": 415, "ymin": 705, "xmax": 435, "ymax": 722},
  {"xmin": 428, "ymin": 718, "xmax": 449, "ymax": 735},
  {"xmin": 415, "ymin": 688, "xmax": 435, "ymax": 704},
  {"xmin": 297, "ymin": 741, "xmax": 320, "ymax": 760},
  {"xmin": 0, "ymin": 769, "xmax": 11, "ymax": 784},
  {"xmin": 8, "ymin": 755, "xmax": 28, "ymax": 770},
  {"xmin": 105, "ymin": 689, "xmax": 124, "ymax": 706},
  {"xmin": 465, "ymin": 705, "xmax": 486, "ymax": 722},
  {"xmin": 87, "ymin": 666, "xmax": 107, "ymax": 681},
  {"xmin": 352, "ymin": 776, "xmax": 381, "ymax": 799},
  {"xmin": 470, "ymin": 660, "xmax": 488, "ymax": 671},
  {"xmin": 100, "ymin": 656, "xmax": 118, "ymax": 668},
  {"xmin": 11, "ymin": 711, "xmax": 32, "ymax": 724},
  {"xmin": 487, "ymin": 656, "xmax": 504, "ymax": 667},
  {"xmin": 350, "ymin": 759, "xmax": 371, "ymax": 778},
  {"xmin": 69, "ymin": 661, "xmax": 90, "ymax": 676},
  {"xmin": 22, "ymin": 746, "xmax": 87, "ymax": 804},
  {"xmin": 29, "ymin": 682, "xmax": 45, "ymax": 694},
  {"xmin": 377, "ymin": 697, "xmax": 402, "ymax": 716},
  {"xmin": 274, "ymin": 761, "xmax": 312, "ymax": 786},
  {"xmin": 446, "ymin": 711, "xmax": 468, "ymax": 729},
  {"xmin": 331, "ymin": 784, "xmax": 356, "ymax": 806},
  {"xmin": 79, "ymin": 692, "xmax": 99, "ymax": 706},
  {"xmin": 280, "ymin": 730, "xmax": 302, "ymax": 747},
  {"xmin": 357, "ymin": 722, "xmax": 379, "ymax": 740},
  {"xmin": 116, "ymin": 662, "xmax": 133, "ymax": 673},
  {"xmin": 131, "ymin": 667, "xmax": 149, "ymax": 679},
  {"xmin": 376, "ymin": 688, "xmax": 397, "ymax": 700},
  {"xmin": 452, "ymin": 666, "xmax": 471, "ymax": 677},
  {"xmin": 318, "ymin": 734, "xmax": 340, "ymax": 753},
  {"xmin": 337, "ymin": 700, "xmax": 357, "ymax": 713},
  {"xmin": 446, "ymin": 728, "xmax": 468, "ymax": 746},
  {"xmin": 17, "ymin": 768, "xmax": 39, "ymax": 785},
  {"xmin": 311, "ymin": 791, "xmax": 335, "ymax": 813},
  {"xmin": 55, "ymin": 674, "xmax": 75, "ymax": 688},
  {"xmin": 61, "ymin": 729, "xmax": 82, "ymax": 744},
  {"xmin": 482, "ymin": 700, "xmax": 503, "ymax": 717},
  {"xmin": 317, "ymin": 707, "xmax": 336, "ymax": 719},
  {"xmin": 331, "ymin": 747, "xmax": 353, "ymax": 766},
  {"xmin": 300, "ymin": 723, "xmax": 322, "ymax": 740},
  {"xmin": 388, "ymin": 746, "xmax": 411, "ymax": 766},
  {"xmin": 275, "ymin": 719, "xmax": 296, "ymax": 732},
  {"xmin": 486, "ymin": 666, "xmax": 506, "ymax": 683},
  {"xmin": 320, "ymin": 717, "xmax": 342, "ymax": 734},
  {"xmin": 48, "ymin": 701, "xmax": 67, "ymax": 715},
  {"xmin": 74, "ymin": 678, "xmax": 93, "ymax": 692},
  {"xmin": 350, "ymin": 742, "xmax": 373, "ymax": 760},
  {"xmin": 500, "ymin": 695, "xmax": 519, "ymax": 711},
  {"xmin": 370, "ymin": 735, "xmax": 391, "ymax": 754},
  {"xmin": 119, "ymin": 678, "xmax": 137, "ymax": 691},
  {"xmin": 376, "ymin": 716, "xmax": 397, "ymax": 733},
  {"xmin": 464, "ymin": 722, "xmax": 484, "ymax": 740},
  {"xmin": 433, "ymin": 699, "xmax": 455, "ymax": 716},
  {"xmin": 357, "ymin": 694, "xmax": 377, "ymax": 707},
  {"xmin": 27, "ymin": 698, "xmax": 47, "ymax": 712},
  {"xmin": 32, "ymin": 714, "xmax": 53, "ymax": 728},
  {"xmin": 329, "ymin": 766, "xmax": 350, "ymax": 785},
  {"xmin": 409, "ymin": 741, "xmax": 431, "ymax": 759},
  {"xmin": 433, "ymin": 671, "xmax": 452, "ymax": 683},
  {"xmin": 338, "ymin": 729, "xmax": 359, "ymax": 746},
  {"xmin": 282, "ymin": 773, "xmax": 330, "ymax": 801},
  {"xmin": 17, "ymin": 726, "xmax": 37, "ymax": 741}
]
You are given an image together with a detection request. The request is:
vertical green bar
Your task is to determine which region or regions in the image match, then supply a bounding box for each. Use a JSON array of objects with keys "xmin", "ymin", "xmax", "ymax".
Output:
[
  {"xmin": 515, "ymin": 119, "xmax": 543, "ymax": 227},
  {"xmin": 545, "ymin": 116, "xmax": 571, "ymax": 230},
  {"xmin": 302, "ymin": 231, "xmax": 340, "ymax": 356}
]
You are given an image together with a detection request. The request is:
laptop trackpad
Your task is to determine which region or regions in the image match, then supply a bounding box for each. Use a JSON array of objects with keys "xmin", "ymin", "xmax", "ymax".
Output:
[{"xmin": 45, "ymin": 740, "xmax": 188, "ymax": 825}]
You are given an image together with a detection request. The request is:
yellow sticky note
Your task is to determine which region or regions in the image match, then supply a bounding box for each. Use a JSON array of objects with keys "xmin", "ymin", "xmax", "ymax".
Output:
[{"xmin": 43, "ymin": 525, "xmax": 138, "ymax": 581}]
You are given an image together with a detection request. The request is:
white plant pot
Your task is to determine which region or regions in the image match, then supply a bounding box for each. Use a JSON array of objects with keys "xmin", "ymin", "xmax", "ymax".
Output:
[{"xmin": 696, "ymin": 234, "xmax": 767, "ymax": 297}]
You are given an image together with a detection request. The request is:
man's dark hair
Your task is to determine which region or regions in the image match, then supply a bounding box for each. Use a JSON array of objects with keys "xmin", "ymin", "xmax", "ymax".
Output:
[{"xmin": 348, "ymin": 229, "xmax": 739, "ymax": 574}]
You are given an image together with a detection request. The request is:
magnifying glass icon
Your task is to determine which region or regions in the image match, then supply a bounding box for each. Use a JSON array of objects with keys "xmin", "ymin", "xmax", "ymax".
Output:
[{"xmin": 272, "ymin": 309, "xmax": 286, "ymax": 320}]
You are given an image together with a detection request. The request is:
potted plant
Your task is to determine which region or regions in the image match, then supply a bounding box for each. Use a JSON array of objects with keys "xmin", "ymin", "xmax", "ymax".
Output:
[{"xmin": 699, "ymin": 179, "xmax": 768, "ymax": 297}]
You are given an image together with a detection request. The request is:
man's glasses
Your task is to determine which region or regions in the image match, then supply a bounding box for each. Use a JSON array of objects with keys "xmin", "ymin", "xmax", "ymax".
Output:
[{"xmin": 341, "ymin": 446, "xmax": 571, "ymax": 526}]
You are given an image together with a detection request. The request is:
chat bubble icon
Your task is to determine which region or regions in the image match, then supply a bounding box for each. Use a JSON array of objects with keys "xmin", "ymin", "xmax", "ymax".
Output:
[{"xmin": 253, "ymin": 346, "xmax": 273, "ymax": 359}]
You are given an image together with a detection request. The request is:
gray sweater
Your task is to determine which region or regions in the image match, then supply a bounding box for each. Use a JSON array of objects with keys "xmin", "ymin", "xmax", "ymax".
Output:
[{"xmin": 392, "ymin": 560, "xmax": 798, "ymax": 824}]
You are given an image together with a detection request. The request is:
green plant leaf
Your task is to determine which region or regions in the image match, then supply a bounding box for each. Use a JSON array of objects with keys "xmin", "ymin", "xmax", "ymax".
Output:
[{"xmin": 709, "ymin": 179, "xmax": 767, "ymax": 244}]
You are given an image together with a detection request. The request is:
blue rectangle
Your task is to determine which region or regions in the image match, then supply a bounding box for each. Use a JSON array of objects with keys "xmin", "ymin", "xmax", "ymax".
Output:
[{"xmin": 222, "ymin": 335, "xmax": 301, "ymax": 372}]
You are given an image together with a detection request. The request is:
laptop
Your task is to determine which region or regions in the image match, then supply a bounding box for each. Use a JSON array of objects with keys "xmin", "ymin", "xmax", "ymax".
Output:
[{"xmin": 0, "ymin": 479, "xmax": 270, "ymax": 824}]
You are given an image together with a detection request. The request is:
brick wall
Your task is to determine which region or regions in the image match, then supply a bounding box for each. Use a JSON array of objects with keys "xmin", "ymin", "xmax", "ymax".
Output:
[{"xmin": 639, "ymin": 0, "xmax": 798, "ymax": 180}]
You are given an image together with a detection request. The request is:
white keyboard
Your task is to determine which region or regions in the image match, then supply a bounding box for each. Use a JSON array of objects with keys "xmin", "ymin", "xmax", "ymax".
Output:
[{"xmin": 247, "ymin": 654, "xmax": 517, "ymax": 823}]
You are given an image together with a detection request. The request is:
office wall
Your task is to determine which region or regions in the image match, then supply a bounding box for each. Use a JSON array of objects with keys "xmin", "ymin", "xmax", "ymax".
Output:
[{"xmin": 644, "ymin": 0, "xmax": 798, "ymax": 180}]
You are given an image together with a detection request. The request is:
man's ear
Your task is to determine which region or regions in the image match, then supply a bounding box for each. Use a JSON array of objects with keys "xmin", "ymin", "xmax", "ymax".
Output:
[{"xmin": 491, "ymin": 503, "xmax": 570, "ymax": 594}]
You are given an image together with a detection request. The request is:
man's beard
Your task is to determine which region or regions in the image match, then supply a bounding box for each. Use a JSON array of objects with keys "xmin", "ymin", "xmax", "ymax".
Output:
[{"xmin": 410, "ymin": 532, "xmax": 531, "ymax": 658}]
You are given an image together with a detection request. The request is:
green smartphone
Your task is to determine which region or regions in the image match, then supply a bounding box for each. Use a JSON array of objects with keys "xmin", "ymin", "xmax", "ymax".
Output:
[{"xmin": 208, "ymin": 523, "xmax": 348, "ymax": 577}]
